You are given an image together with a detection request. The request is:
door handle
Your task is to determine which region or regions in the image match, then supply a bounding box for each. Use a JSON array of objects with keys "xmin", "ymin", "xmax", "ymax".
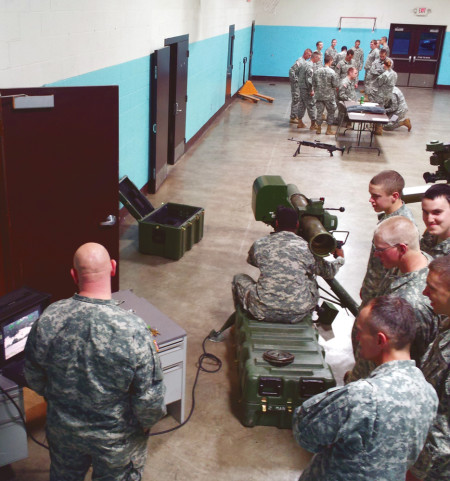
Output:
[
  {"xmin": 413, "ymin": 56, "xmax": 416, "ymax": 62},
  {"xmin": 174, "ymin": 102, "xmax": 183, "ymax": 115},
  {"xmin": 100, "ymin": 214, "xmax": 116, "ymax": 227},
  {"xmin": 409, "ymin": 56, "xmax": 412, "ymax": 62}
]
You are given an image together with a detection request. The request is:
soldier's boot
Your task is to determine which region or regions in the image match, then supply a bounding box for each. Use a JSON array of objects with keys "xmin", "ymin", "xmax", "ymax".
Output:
[
  {"xmin": 310, "ymin": 121, "xmax": 318, "ymax": 130},
  {"xmin": 400, "ymin": 118, "xmax": 412, "ymax": 131},
  {"xmin": 374, "ymin": 124, "xmax": 383, "ymax": 136},
  {"xmin": 325, "ymin": 125, "xmax": 334, "ymax": 135},
  {"xmin": 316, "ymin": 125, "xmax": 322, "ymax": 134},
  {"xmin": 290, "ymin": 117, "xmax": 299, "ymax": 124},
  {"xmin": 297, "ymin": 119, "xmax": 307, "ymax": 128}
]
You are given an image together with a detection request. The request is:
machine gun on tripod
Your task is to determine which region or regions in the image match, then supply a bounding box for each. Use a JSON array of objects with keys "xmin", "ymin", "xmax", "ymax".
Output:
[{"xmin": 288, "ymin": 138, "xmax": 345, "ymax": 157}]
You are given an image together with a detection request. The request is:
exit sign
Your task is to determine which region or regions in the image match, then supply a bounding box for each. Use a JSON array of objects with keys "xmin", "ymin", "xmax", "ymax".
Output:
[{"xmin": 415, "ymin": 7, "xmax": 429, "ymax": 16}]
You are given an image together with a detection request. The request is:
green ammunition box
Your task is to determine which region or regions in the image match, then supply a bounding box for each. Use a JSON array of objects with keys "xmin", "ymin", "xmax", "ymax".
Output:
[
  {"xmin": 119, "ymin": 176, "xmax": 204, "ymax": 260},
  {"xmin": 234, "ymin": 306, "xmax": 335, "ymax": 429}
]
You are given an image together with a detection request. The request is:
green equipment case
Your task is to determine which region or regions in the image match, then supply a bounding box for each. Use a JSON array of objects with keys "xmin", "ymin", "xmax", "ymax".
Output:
[
  {"xmin": 234, "ymin": 306, "xmax": 336, "ymax": 429},
  {"xmin": 119, "ymin": 176, "xmax": 205, "ymax": 260}
]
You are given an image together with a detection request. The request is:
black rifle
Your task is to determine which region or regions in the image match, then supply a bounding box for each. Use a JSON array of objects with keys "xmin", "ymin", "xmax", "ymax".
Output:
[{"xmin": 288, "ymin": 138, "xmax": 345, "ymax": 157}]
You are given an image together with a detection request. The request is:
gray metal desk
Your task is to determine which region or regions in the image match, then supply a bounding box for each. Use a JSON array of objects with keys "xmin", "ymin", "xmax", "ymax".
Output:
[{"xmin": 112, "ymin": 290, "xmax": 187, "ymax": 423}]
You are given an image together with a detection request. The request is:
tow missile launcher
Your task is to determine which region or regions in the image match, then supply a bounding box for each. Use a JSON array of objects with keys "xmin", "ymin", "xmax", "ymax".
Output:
[{"xmin": 423, "ymin": 140, "xmax": 450, "ymax": 184}]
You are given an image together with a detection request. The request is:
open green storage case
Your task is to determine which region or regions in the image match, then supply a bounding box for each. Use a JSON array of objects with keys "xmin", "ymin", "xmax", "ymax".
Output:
[{"xmin": 119, "ymin": 176, "xmax": 205, "ymax": 260}]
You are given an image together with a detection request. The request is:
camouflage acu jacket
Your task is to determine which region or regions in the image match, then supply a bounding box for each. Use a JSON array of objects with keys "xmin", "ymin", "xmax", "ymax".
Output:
[
  {"xmin": 360, "ymin": 202, "xmax": 416, "ymax": 305},
  {"xmin": 293, "ymin": 360, "xmax": 438, "ymax": 481},
  {"xmin": 378, "ymin": 256, "xmax": 439, "ymax": 363},
  {"xmin": 246, "ymin": 231, "xmax": 343, "ymax": 320},
  {"xmin": 411, "ymin": 317, "xmax": 450, "ymax": 480},
  {"xmin": 25, "ymin": 294, "xmax": 166, "ymax": 442},
  {"xmin": 420, "ymin": 231, "xmax": 450, "ymax": 258},
  {"xmin": 313, "ymin": 66, "xmax": 338, "ymax": 101}
]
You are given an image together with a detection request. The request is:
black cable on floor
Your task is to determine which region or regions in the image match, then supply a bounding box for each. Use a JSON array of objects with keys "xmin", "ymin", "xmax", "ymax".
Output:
[
  {"xmin": 0, "ymin": 384, "xmax": 49, "ymax": 450},
  {"xmin": 149, "ymin": 334, "xmax": 222, "ymax": 436}
]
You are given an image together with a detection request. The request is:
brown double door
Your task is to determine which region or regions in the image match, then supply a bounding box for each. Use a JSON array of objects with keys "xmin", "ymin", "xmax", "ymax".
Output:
[{"xmin": 389, "ymin": 24, "xmax": 446, "ymax": 88}]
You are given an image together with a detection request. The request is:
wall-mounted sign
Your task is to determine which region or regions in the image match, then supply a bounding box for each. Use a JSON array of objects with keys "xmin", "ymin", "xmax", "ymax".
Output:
[{"xmin": 414, "ymin": 7, "xmax": 431, "ymax": 16}]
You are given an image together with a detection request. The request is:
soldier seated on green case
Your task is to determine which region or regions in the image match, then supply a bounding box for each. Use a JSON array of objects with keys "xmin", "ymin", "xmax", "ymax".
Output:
[
  {"xmin": 24, "ymin": 243, "xmax": 166, "ymax": 481},
  {"xmin": 407, "ymin": 255, "xmax": 450, "ymax": 481},
  {"xmin": 232, "ymin": 206, "xmax": 344, "ymax": 324},
  {"xmin": 420, "ymin": 183, "xmax": 450, "ymax": 259},
  {"xmin": 293, "ymin": 295, "xmax": 438, "ymax": 481}
]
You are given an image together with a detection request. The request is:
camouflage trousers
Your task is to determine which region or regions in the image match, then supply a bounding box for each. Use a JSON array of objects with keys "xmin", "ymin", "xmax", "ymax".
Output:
[
  {"xmin": 298, "ymin": 88, "xmax": 316, "ymax": 122},
  {"xmin": 316, "ymin": 98, "xmax": 337, "ymax": 126},
  {"xmin": 289, "ymin": 72, "xmax": 300, "ymax": 119},
  {"xmin": 383, "ymin": 108, "xmax": 408, "ymax": 130},
  {"xmin": 232, "ymin": 273, "xmax": 310, "ymax": 323},
  {"xmin": 47, "ymin": 427, "xmax": 149, "ymax": 481}
]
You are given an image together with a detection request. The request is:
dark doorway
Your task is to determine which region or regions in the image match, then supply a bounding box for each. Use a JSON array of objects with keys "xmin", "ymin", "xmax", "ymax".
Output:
[
  {"xmin": 165, "ymin": 34, "xmax": 189, "ymax": 165},
  {"xmin": 226, "ymin": 25, "xmax": 235, "ymax": 97},
  {"xmin": 249, "ymin": 21, "xmax": 255, "ymax": 79},
  {"xmin": 389, "ymin": 24, "xmax": 446, "ymax": 87},
  {"xmin": 149, "ymin": 46, "xmax": 170, "ymax": 194},
  {"xmin": 0, "ymin": 87, "xmax": 119, "ymax": 302}
]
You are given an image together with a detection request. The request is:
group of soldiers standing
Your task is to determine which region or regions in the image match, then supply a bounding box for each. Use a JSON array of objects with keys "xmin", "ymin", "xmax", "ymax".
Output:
[{"xmin": 289, "ymin": 37, "xmax": 412, "ymax": 134}]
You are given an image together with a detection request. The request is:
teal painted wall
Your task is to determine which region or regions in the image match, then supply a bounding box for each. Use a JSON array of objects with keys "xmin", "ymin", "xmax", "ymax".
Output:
[
  {"xmin": 252, "ymin": 25, "xmax": 450, "ymax": 86},
  {"xmin": 48, "ymin": 57, "xmax": 151, "ymax": 190},
  {"xmin": 437, "ymin": 31, "xmax": 450, "ymax": 85},
  {"xmin": 185, "ymin": 34, "xmax": 228, "ymax": 142},
  {"xmin": 253, "ymin": 26, "xmax": 386, "ymax": 81},
  {"xmin": 231, "ymin": 26, "xmax": 252, "ymax": 95}
]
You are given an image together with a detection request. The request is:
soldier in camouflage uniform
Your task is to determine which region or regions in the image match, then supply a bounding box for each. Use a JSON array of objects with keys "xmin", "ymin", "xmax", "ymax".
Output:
[
  {"xmin": 313, "ymin": 54, "xmax": 338, "ymax": 135},
  {"xmin": 353, "ymin": 39, "xmax": 364, "ymax": 73},
  {"xmin": 25, "ymin": 243, "xmax": 166, "ymax": 481},
  {"xmin": 232, "ymin": 206, "xmax": 344, "ymax": 323},
  {"xmin": 293, "ymin": 295, "xmax": 438, "ymax": 481},
  {"xmin": 421, "ymin": 184, "xmax": 450, "ymax": 258},
  {"xmin": 335, "ymin": 49, "xmax": 355, "ymax": 82},
  {"xmin": 347, "ymin": 217, "xmax": 439, "ymax": 383},
  {"xmin": 380, "ymin": 36, "xmax": 390, "ymax": 57},
  {"xmin": 315, "ymin": 41, "xmax": 324, "ymax": 66},
  {"xmin": 324, "ymin": 39, "xmax": 338, "ymax": 65},
  {"xmin": 408, "ymin": 255, "xmax": 450, "ymax": 481},
  {"xmin": 297, "ymin": 52, "xmax": 319, "ymax": 130},
  {"xmin": 289, "ymin": 49, "xmax": 312, "ymax": 123},
  {"xmin": 360, "ymin": 170, "xmax": 417, "ymax": 305},
  {"xmin": 337, "ymin": 67, "xmax": 359, "ymax": 124},
  {"xmin": 332, "ymin": 46, "xmax": 347, "ymax": 70},
  {"xmin": 363, "ymin": 39, "xmax": 380, "ymax": 92},
  {"xmin": 364, "ymin": 49, "xmax": 388, "ymax": 98},
  {"xmin": 383, "ymin": 86, "xmax": 412, "ymax": 131},
  {"xmin": 369, "ymin": 58, "xmax": 396, "ymax": 107}
]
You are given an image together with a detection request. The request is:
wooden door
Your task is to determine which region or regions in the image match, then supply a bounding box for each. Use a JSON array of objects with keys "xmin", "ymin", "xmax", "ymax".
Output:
[
  {"xmin": 389, "ymin": 24, "xmax": 446, "ymax": 87},
  {"xmin": 0, "ymin": 86, "xmax": 119, "ymax": 302},
  {"xmin": 165, "ymin": 35, "xmax": 189, "ymax": 165},
  {"xmin": 149, "ymin": 46, "xmax": 170, "ymax": 193}
]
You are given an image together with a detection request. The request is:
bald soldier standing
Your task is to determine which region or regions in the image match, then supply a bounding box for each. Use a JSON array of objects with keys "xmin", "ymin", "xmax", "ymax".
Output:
[{"xmin": 25, "ymin": 243, "xmax": 166, "ymax": 481}]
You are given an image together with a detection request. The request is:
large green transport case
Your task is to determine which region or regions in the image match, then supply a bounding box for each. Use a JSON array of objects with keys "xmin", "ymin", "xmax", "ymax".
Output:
[
  {"xmin": 234, "ymin": 306, "xmax": 336, "ymax": 429},
  {"xmin": 119, "ymin": 176, "xmax": 205, "ymax": 260}
]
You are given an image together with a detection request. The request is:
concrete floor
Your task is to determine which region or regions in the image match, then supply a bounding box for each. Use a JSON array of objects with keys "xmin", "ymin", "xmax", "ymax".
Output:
[{"xmin": 10, "ymin": 81, "xmax": 450, "ymax": 480}]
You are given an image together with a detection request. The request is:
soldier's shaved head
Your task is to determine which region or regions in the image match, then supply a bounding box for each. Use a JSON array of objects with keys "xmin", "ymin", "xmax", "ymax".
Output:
[
  {"xmin": 374, "ymin": 217, "xmax": 420, "ymax": 251},
  {"xmin": 73, "ymin": 242, "xmax": 111, "ymax": 276}
]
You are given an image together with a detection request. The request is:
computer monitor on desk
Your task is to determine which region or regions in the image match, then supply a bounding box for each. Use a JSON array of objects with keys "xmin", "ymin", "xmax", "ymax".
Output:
[{"xmin": 0, "ymin": 287, "xmax": 51, "ymax": 385}]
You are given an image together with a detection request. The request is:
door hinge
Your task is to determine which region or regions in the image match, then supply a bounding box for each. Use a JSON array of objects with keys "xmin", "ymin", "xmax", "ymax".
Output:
[
  {"xmin": 186, "ymin": 49, "xmax": 189, "ymax": 58},
  {"xmin": 185, "ymin": 95, "xmax": 188, "ymax": 103},
  {"xmin": 154, "ymin": 66, "xmax": 157, "ymax": 79}
]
